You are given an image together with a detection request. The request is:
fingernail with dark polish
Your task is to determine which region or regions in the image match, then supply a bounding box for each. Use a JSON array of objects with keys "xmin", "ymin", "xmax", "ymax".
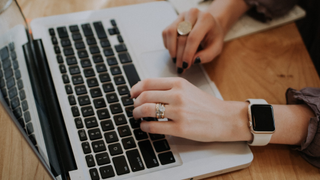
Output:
[
  {"xmin": 172, "ymin": 57, "xmax": 176, "ymax": 64},
  {"xmin": 177, "ymin": 67, "xmax": 183, "ymax": 74},
  {"xmin": 194, "ymin": 57, "xmax": 201, "ymax": 64},
  {"xmin": 182, "ymin": 61, "xmax": 188, "ymax": 69}
]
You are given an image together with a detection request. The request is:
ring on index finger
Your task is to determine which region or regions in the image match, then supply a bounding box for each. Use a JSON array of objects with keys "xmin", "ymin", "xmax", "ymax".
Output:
[
  {"xmin": 177, "ymin": 21, "xmax": 192, "ymax": 36},
  {"xmin": 155, "ymin": 103, "xmax": 166, "ymax": 119}
]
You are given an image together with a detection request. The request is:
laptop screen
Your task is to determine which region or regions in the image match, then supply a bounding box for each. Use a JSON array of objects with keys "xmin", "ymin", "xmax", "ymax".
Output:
[{"xmin": 0, "ymin": 0, "xmax": 61, "ymax": 178}]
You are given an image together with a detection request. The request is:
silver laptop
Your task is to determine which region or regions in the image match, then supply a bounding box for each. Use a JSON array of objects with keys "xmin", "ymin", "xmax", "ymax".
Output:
[{"xmin": 0, "ymin": 1, "xmax": 252, "ymax": 179}]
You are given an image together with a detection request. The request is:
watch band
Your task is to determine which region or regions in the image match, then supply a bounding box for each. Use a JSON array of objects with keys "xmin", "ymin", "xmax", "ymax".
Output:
[{"xmin": 246, "ymin": 99, "xmax": 273, "ymax": 146}]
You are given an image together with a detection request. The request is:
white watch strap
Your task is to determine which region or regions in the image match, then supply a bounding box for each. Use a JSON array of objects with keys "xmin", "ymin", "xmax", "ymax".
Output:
[{"xmin": 246, "ymin": 99, "xmax": 273, "ymax": 146}]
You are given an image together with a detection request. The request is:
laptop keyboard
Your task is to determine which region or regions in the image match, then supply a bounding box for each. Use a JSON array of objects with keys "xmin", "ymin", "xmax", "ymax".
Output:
[
  {"xmin": 49, "ymin": 19, "xmax": 176, "ymax": 179},
  {"xmin": 0, "ymin": 43, "xmax": 38, "ymax": 147}
]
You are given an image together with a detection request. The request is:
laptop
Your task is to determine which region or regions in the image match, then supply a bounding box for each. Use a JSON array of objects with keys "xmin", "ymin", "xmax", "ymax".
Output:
[{"xmin": 0, "ymin": 1, "xmax": 252, "ymax": 179}]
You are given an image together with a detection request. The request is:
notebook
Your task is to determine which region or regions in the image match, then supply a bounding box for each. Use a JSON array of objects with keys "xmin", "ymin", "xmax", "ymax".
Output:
[
  {"xmin": 168, "ymin": 0, "xmax": 306, "ymax": 41},
  {"xmin": 0, "ymin": 1, "xmax": 252, "ymax": 180}
]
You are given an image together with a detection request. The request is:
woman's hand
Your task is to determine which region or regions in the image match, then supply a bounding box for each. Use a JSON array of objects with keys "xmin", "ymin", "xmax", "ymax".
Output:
[
  {"xmin": 130, "ymin": 78, "xmax": 251, "ymax": 142},
  {"xmin": 162, "ymin": 8, "xmax": 224, "ymax": 74}
]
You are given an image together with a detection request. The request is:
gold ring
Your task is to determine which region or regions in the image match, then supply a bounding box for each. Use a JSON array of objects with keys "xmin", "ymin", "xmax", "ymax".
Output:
[
  {"xmin": 155, "ymin": 103, "xmax": 165, "ymax": 119},
  {"xmin": 177, "ymin": 21, "xmax": 192, "ymax": 36}
]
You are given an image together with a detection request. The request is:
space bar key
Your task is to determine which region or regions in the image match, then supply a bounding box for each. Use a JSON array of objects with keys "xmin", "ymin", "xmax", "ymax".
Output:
[{"xmin": 123, "ymin": 64, "xmax": 140, "ymax": 87}]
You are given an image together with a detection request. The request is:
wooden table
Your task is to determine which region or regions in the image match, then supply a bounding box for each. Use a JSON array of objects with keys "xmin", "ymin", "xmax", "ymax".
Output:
[{"xmin": 1, "ymin": 0, "xmax": 319, "ymax": 179}]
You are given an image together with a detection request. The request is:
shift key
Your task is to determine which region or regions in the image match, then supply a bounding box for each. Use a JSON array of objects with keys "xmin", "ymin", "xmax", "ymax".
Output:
[{"xmin": 138, "ymin": 140, "xmax": 159, "ymax": 168}]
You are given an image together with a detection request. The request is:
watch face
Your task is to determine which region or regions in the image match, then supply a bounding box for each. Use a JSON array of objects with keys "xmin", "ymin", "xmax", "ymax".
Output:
[{"xmin": 251, "ymin": 104, "xmax": 275, "ymax": 132}]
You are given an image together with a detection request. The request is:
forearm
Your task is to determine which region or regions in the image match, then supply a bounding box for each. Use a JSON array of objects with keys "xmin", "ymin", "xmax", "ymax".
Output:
[
  {"xmin": 206, "ymin": 0, "xmax": 251, "ymax": 35},
  {"xmin": 229, "ymin": 101, "xmax": 314, "ymax": 145}
]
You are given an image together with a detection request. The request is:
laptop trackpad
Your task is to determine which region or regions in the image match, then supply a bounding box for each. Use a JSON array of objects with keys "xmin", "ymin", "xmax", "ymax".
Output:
[{"xmin": 139, "ymin": 50, "xmax": 215, "ymax": 96}]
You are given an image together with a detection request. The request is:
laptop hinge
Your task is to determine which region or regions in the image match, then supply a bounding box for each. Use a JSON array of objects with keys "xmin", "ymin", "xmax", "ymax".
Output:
[{"xmin": 29, "ymin": 39, "xmax": 77, "ymax": 178}]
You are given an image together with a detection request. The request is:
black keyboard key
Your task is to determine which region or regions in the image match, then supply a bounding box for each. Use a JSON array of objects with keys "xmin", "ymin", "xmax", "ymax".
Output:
[
  {"xmin": 21, "ymin": 100, "xmax": 28, "ymax": 111},
  {"xmin": 126, "ymin": 149, "xmax": 145, "ymax": 172},
  {"xmin": 89, "ymin": 168, "xmax": 99, "ymax": 180},
  {"xmin": 11, "ymin": 51, "xmax": 17, "ymax": 60},
  {"xmin": 66, "ymin": 56, "xmax": 77, "ymax": 65},
  {"xmin": 64, "ymin": 48, "xmax": 74, "ymax": 56},
  {"xmin": 78, "ymin": 50, "xmax": 88, "ymax": 58},
  {"xmin": 5, "ymin": 68, "xmax": 13, "ymax": 79},
  {"xmin": 17, "ymin": 79, "xmax": 23, "ymax": 90},
  {"xmin": 123, "ymin": 64, "xmax": 140, "ymax": 87},
  {"xmin": 112, "ymin": 156, "xmax": 130, "ymax": 175},
  {"xmin": 26, "ymin": 123, "xmax": 34, "ymax": 134},
  {"xmin": 69, "ymin": 66, "xmax": 80, "ymax": 75},
  {"xmin": 121, "ymin": 96, "xmax": 133, "ymax": 106},
  {"xmin": 101, "ymin": 120, "xmax": 114, "ymax": 131},
  {"xmin": 118, "ymin": 52, "xmax": 132, "ymax": 64},
  {"xmin": 110, "ymin": 66, "xmax": 121, "ymax": 75},
  {"xmin": 71, "ymin": 106, "xmax": 80, "ymax": 117},
  {"xmin": 92, "ymin": 55, "xmax": 103, "ymax": 63},
  {"xmin": 90, "ymin": 88, "xmax": 102, "ymax": 98},
  {"xmin": 29, "ymin": 134, "xmax": 37, "ymax": 145},
  {"xmin": 19, "ymin": 90, "xmax": 26, "ymax": 100},
  {"xmin": 57, "ymin": 55, "xmax": 63, "ymax": 63},
  {"xmin": 88, "ymin": 128, "xmax": 102, "ymax": 140},
  {"xmin": 54, "ymin": 46, "xmax": 61, "ymax": 54},
  {"xmin": 110, "ymin": 19, "xmax": 116, "ymax": 26},
  {"xmin": 122, "ymin": 137, "xmax": 136, "ymax": 150},
  {"xmin": 78, "ymin": 95, "xmax": 91, "ymax": 106},
  {"xmin": 108, "ymin": 143, "xmax": 123, "ymax": 156},
  {"xmin": 49, "ymin": 28, "xmax": 55, "ymax": 36},
  {"xmin": 97, "ymin": 109, "xmax": 110, "ymax": 120},
  {"xmin": 149, "ymin": 133, "xmax": 165, "ymax": 140},
  {"xmin": 99, "ymin": 166, "xmax": 115, "ymax": 179},
  {"xmin": 12, "ymin": 107, "xmax": 21, "ymax": 119},
  {"xmin": 100, "ymin": 39, "xmax": 110, "ymax": 47},
  {"xmin": 114, "ymin": 114, "xmax": 127, "ymax": 125},
  {"xmin": 106, "ymin": 93, "xmax": 118, "ymax": 103},
  {"xmin": 118, "ymin": 86, "xmax": 129, "ymax": 95},
  {"xmin": 62, "ymin": 75, "xmax": 70, "ymax": 83},
  {"xmin": 75, "ymin": 41, "xmax": 85, "ymax": 49},
  {"xmin": 72, "ymin": 33, "xmax": 82, "ymax": 41},
  {"xmin": 12, "ymin": 60, "xmax": 19, "ymax": 69},
  {"xmin": 9, "ymin": 87, "xmax": 17, "ymax": 99},
  {"xmin": 87, "ymin": 37, "xmax": 97, "ymax": 45},
  {"xmin": 118, "ymin": 125, "xmax": 132, "ymax": 137},
  {"xmin": 81, "ymin": 23, "xmax": 94, "ymax": 37},
  {"xmin": 96, "ymin": 64, "xmax": 107, "ymax": 73},
  {"xmin": 72, "ymin": 75, "xmax": 84, "ymax": 85},
  {"xmin": 6, "ymin": 77, "xmax": 15, "ymax": 89},
  {"xmin": 15, "ymin": 69, "xmax": 21, "ymax": 80},
  {"xmin": 82, "ymin": 142, "xmax": 91, "ymax": 154},
  {"xmin": 61, "ymin": 39, "xmax": 71, "ymax": 47},
  {"xmin": 75, "ymin": 118, "xmax": 84, "ymax": 129},
  {"xmin": 110, "ymin": 103, "xmax": 122, "ymax": 114},
  {"xmin": 83, "ymin": 68, "xmax": 95, "ymax": 77},
  {"xmin": 134, "ymin": 129, "xmax": 148, "ymax": 140},
  {"xmin": 117, "ymin": 35, "xmax": 124, "ymax": 43},
  {"xmin": 104, "ymin": 131, "xmax": 118, "ymax": 143},
  {"xmin": 103, "ymin": 48, "xmax": 114, "ymax": 57},
  {"xmin": 99, "ymin": 73, "xmax": 111, "ymax": 83},
  {"xmin": 93, "ymin": 21, "xmax": 107, "ymax": 39},
  {"xmin": 59, "ymin": 64, "xmax": 67, "ymax": 73},
  {"xmin": 85, "ymin": 155, "xmax": 96, "ymax": 167},
  {"xmin": 114, "ymin": 76, "xmax": 125, "ymax": 85},
  {"xmin": 102, "ymin": 83, "xmax": 114, "ymax": 93},
  {"xmin": 125, "ymin": 106, "xmax": 134, "ymax": 117},
  {"xmin": 96, "ymin": 152, "xmax": 110, "ymax": 166},
  {"xmin": 153, "ymin": 139, "xmax": 170, "ymax": 152},
  {"xmin": 81, "ymin": 59, "xmax": 92, "ymax": 68},
  {"xmin": 0, "ymin": 78, "xmax": 5, "ymax": 88},
  {"xmin": 93, "ymin": 98, "xmax": 106, "ymax": 109},
  {"xmin": 89, "ymin": 46, "xmax": 100, "ymax": 54},
  {"xmin": 11, "ymin": 97, "xmax": 20, "ymax": 109},
  {"xmin": 92, "ymin": 140, "xmax": 106, "ymax": 153},
  {"xmin": 65, "ymin": 85, "xmax": 73, "ymax": 94},
  {"xmin": 0, "ymin": 46, "xmax": 9, "ymax": 60},
  {"xmin": 158, "ymin": 151, "xmax": 175, "ymax": 165},
  {"xmin": 115, "ymin": 44, "xmax": 127, "ymax": 52},
  {"xmin": 87, "ymin": 78, "xmax": 99, "ymax": 87},
  {"xmin": 78, "ymin": 129, "xmax": 88, "ymax": 141},
  {"xmin": 69, "ymin": 25, "xmax": 79, "ymax": 32},
  {"xmin": 84, "ymin": 117, "xmax": 98, "ymax": 128},
  {"xmin": 3, "ymin": 59, "xmax": 11, "ymax": 69},
  {"xmin": 129, "ymin": 118, "xmax": 141, "ymax": 129},
  {"xmin": 138, "ymin": 140, "xmax": 159, "ymax": 168},
  {"xmin": 57, "ymin": 26, "xmax": 68, "ymax": 38},
  {"xmin": 24, "ymin": 111, "xmax": 31, "ymax": 123},
  {"xmin": 75, "ymin": 85, "xmax": 87, "ymax": 95},
  {"xmin": 106, "ymin": 57, "xmax": 117, "ymax": 66}
]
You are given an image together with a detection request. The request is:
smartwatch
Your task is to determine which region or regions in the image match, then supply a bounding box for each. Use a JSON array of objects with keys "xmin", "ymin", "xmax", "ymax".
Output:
[{"xmin": 246, "ymin": 99, "xmax": 275, "ymax": 146}]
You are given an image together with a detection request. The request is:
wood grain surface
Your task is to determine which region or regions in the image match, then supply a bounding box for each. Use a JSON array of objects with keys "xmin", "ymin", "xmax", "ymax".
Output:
[{"xmin": 0, "ymin": 0, "xmax": 319, "ymax": 179}]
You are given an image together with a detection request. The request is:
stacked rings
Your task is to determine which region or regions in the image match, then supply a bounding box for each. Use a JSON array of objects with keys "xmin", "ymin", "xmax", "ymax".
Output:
[{"xmin": 155, "ymin": 103, "xmax": 165, "ymax": 119}]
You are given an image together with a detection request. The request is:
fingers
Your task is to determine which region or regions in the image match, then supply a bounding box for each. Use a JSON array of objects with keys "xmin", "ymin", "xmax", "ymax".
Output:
[
  {"xmin": 133, "ymin": 103, "xmax": 176, "ymax": 120},
  {"xmin": 140, "ymin": 121, "xmax": 177, "ymax": 136},
  {"xmin": 130, "ymin": 78, "xmax": 176, "ymax": 98},
  {"xmin": 133, "ymin": 90, "xmax": 171, "ymax": 107},
  {"xmin": 193, "ymin": 35, "xmax": 223, "ymax": 64}
]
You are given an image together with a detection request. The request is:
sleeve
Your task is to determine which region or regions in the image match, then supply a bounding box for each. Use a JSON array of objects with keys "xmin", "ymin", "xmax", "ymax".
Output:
[
  {"xmin": 243, "ymin": 0, "xmax": 298, "ymax": 22},
  {"xmin": 286, "ymin": 87, "xmax": 320, "ymax": 168}
]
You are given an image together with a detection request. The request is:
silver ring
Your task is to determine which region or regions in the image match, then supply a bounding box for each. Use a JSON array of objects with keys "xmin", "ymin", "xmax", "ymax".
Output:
[
  {"xmin": 177, "ymin": 21, "xmax": 192, "ymax": 36},
  {"xmin": 155, "ymin": 103, "xmax": 165, "ymax": 119}
]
